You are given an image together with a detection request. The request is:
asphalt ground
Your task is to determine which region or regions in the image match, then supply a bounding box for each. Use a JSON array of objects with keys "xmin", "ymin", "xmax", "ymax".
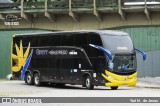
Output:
[
  {"xmin": 0, "ymin": 80, "xmax": 160, "ymax": 106},
  {"xmin": 0, "ymin": 80, "xmax": 160, "ymax": 97}
]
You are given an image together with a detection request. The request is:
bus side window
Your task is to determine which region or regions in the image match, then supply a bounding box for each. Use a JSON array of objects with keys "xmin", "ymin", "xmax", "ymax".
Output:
[
  {"xmin": 61, "ymin": 35, "xmax": 74, "ymax": 46},
  {"xmin": 88, "ymin": 34, "xmax": 104, "ymax": 57},
  {"xmin": 89, "ymin": 34, "xmax": 102, "ymax": 46},
  {"xmin": 23, "ymin": 36, "xmax": 38, "ymax": 47},
  {"xmin": 38, "ymin": 36, "xmax": 50, "ymax": 46},
  {"xmin": 75, "ymin": 34, "xmax": 87, "ymax": 46},
  {"xmin": 49, "ymin": 35, "xmax": 61, "ymax": 46}
]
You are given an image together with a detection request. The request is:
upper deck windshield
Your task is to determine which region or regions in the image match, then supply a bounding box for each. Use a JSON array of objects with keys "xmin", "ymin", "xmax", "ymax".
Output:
[{"xmin": 101, "ymin": 35, "xmax": 134, "ymax": 53}]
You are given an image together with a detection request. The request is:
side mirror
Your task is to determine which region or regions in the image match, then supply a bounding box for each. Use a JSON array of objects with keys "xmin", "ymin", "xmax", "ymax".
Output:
[
  {"xmin": 134, "ymin": 48, "xmax": 146, "ymax": 61},
  {"xmin": 89, "ymin": 44, "xmax": 112, "ymax": 61}
]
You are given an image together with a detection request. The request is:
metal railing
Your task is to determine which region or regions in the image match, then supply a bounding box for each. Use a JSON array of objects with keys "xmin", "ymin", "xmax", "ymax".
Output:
[
  {"xmin": 0, "ymin": 0, "xmax": 160, "ymax": 11},
  {"xmin": 0, "ymin": 2, "xmax": 21, "ymax": 10},
  {"xmin": 96, "ymin": 0, "xmax": 118, "ymax": 8},
  {"xmin": 24, "ymin": 2, "xmax": 45, "ymax": 9},
  {"xmin": 48, "ymin": 0, "xmax": 69, "ymax": 9},
  {"xmin": 71, "ymin": 0, "xmax": 93, "ymax": 8}
]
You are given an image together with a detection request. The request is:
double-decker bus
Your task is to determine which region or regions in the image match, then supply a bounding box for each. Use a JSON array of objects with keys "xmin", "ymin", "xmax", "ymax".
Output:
[{"xmin": 11, "ymin": 30, "xmax": 146, "ymax": 90}]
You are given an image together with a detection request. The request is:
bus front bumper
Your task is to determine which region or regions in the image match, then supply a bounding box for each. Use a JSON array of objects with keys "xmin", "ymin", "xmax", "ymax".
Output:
[{"xmin": 102, "ymin": 70, "xmax": 137, "ymax": 87}]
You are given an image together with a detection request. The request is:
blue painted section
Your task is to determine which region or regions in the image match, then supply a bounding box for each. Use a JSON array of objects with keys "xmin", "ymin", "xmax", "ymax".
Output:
[
  {"xmin": 135, "ymin": 48, "xmax": 146, "ymax": 61},
  {"xmin": 21, "ymin": 49, "xmax": 33, "ymax": 80},
  {"xmin": 89, "ymin": 44, "xmax": 112, "ymax": 60}
]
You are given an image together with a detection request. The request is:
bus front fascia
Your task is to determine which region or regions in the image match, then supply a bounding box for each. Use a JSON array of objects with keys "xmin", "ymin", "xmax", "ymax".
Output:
[{"xmin": 89, "ymin": 44, "xmax": 146, "ymax": 87}]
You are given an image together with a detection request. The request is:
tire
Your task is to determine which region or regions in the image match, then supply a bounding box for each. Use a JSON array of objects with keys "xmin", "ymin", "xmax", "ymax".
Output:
[
  {"xmin": 110, "ymin": 86, "xmax": 118, "ymax": 90},
  {"xmin": 25, "ymin": 73, "xmax": 33, "ymax": 85},
  {"xmin": 85, "ymin": 75, "xmax": 94, "ymax": 90},
  {"xmin": 33, "ymin": 73, "xmax": 41, "ymax": 87}
]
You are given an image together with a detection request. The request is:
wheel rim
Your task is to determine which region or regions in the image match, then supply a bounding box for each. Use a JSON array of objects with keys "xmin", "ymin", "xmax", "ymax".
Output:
[
  {"xmin": 86, "ymin": 78, "xmax": 90, "ymax": 88},
  {"xmin": 27, "ymin": 75, "xmax": 31, "ymax": 83},
  {"xmin": 35, "ymin": 76, "xmax": 39, "ymax": 85}
]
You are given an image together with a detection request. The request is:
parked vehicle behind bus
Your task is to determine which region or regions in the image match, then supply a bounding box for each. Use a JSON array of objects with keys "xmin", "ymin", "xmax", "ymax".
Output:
[{"xmin": 11, "ymin": 30, "xmax": 146, "ymax": 89}]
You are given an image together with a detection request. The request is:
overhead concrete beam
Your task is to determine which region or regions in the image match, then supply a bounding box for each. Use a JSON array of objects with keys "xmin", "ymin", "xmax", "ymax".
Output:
[
  {"xmin": 69, "ymin": 0, "xmax": 79, "ymax": 22},
  {"xmin": 93, "ymin": 10, "xmax": 102, "ymax": 22},
  {"xmin": 0, "ymin": 14, "xmax": 5, "ymax": 21},
  {"xmin": 93, "ymin": 0, "xmax": 102, "ymax": 22},
  {"xmin": 44, "ymin": 0, "xmax": 56, "ymax": 22},
  {"xmin": 21, "ymin": 0, "xmax": 32, "ymax": 22},
  {"xmin": 144, "ymin": 8, "xmax": 150, "ymax": 20},
  {"xmin": 45, "ymin": 11, "xmax": 56, "ymax": 22},
  {"xmin": 21, "ymin": 12, "xmax": 33, "ymax": 23},
  {"xmin": 69, "ymin": 11, "xmax": 79, "ymax": 22},
  {"xmin": 118, "ymin": 0, "xmax": 126, "ymax": 21},
  {"xmin": 119, "ymin": 9, "xmax": 126, "ymax": 21},
  {"xmin": 144, "ymin": 0, "xmax": 150, "ymax": 20}
]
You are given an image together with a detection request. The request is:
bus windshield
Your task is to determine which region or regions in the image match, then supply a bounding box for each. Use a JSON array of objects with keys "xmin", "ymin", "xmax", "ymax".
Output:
[
  {"xmin": 101, "ymin": 35, "xmax": 134, "ymax": 53},
  {"xmin": 112, "ymin": 54, "xmax": 137, "ymax": 72}
]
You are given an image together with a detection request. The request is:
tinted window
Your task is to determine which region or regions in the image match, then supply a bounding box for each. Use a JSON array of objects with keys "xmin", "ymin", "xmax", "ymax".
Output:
[
  {"xmin": 74, "ymin": 33, "xmax": 104, "ymax": 57},
  {"xmin": 75, "ymin": 34, "xmax": 88, "ymax": 46},
  {"xmin": 38, "ymin": 36, "xmax": 50, "ymax": 46},
  {"xmin": 61, "ymin": 35, "xmax": 74, "ymax": 46},
  {"xmin": 49, "ymin": 35, "xmax": 61, "ymax": 46},
  {"xmin": 23, "ymin": 36, "xmax": 38, "ymax": 47},
  {"xmin": 88, "ymin": 34, "xmax": 102, "ymax": 45}
]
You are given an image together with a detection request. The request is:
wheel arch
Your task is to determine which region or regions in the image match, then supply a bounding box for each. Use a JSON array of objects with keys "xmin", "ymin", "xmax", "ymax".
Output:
[
  {"xmin": 82, "ymin": 72, "xmax": 92, "ymax": 86},
  {"xmin": 33, "ymin": 70, "xmax": 40, "ymax": 76},
  {"xmin": 82, "ymin": 72, "xmax": 92, "ymax": 78},
  {"xmin": 25, "ymin": 70, "xmax": 32, "ymax": 78}
]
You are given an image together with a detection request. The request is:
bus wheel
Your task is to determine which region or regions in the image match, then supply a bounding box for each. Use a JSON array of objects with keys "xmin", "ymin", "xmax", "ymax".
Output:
[
  {"xmin": 110, "ymin": 86, "xmax": 118, "ymax": 90},
  {"xmin": 25, "ymin": 73, "xmax": 33, "ymax": 85},
  {"xmin": 34, "ymin": 73, "xmax": 41, "ymax": 87},
  {"xmin": 85, "ymin": 76, "xmax": 94, "ymax": 90}
]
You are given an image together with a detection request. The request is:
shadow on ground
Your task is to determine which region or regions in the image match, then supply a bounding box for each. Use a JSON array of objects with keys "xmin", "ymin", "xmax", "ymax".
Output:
[{"xmin": 20, "ymin": 83, "xmax": 133, "ymax": 91}]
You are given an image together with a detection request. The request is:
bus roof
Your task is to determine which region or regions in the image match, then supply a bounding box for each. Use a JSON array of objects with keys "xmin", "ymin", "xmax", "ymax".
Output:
[{"xmin": 13, "ymin": 30, "xmax": 129, "ymax": 37}]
